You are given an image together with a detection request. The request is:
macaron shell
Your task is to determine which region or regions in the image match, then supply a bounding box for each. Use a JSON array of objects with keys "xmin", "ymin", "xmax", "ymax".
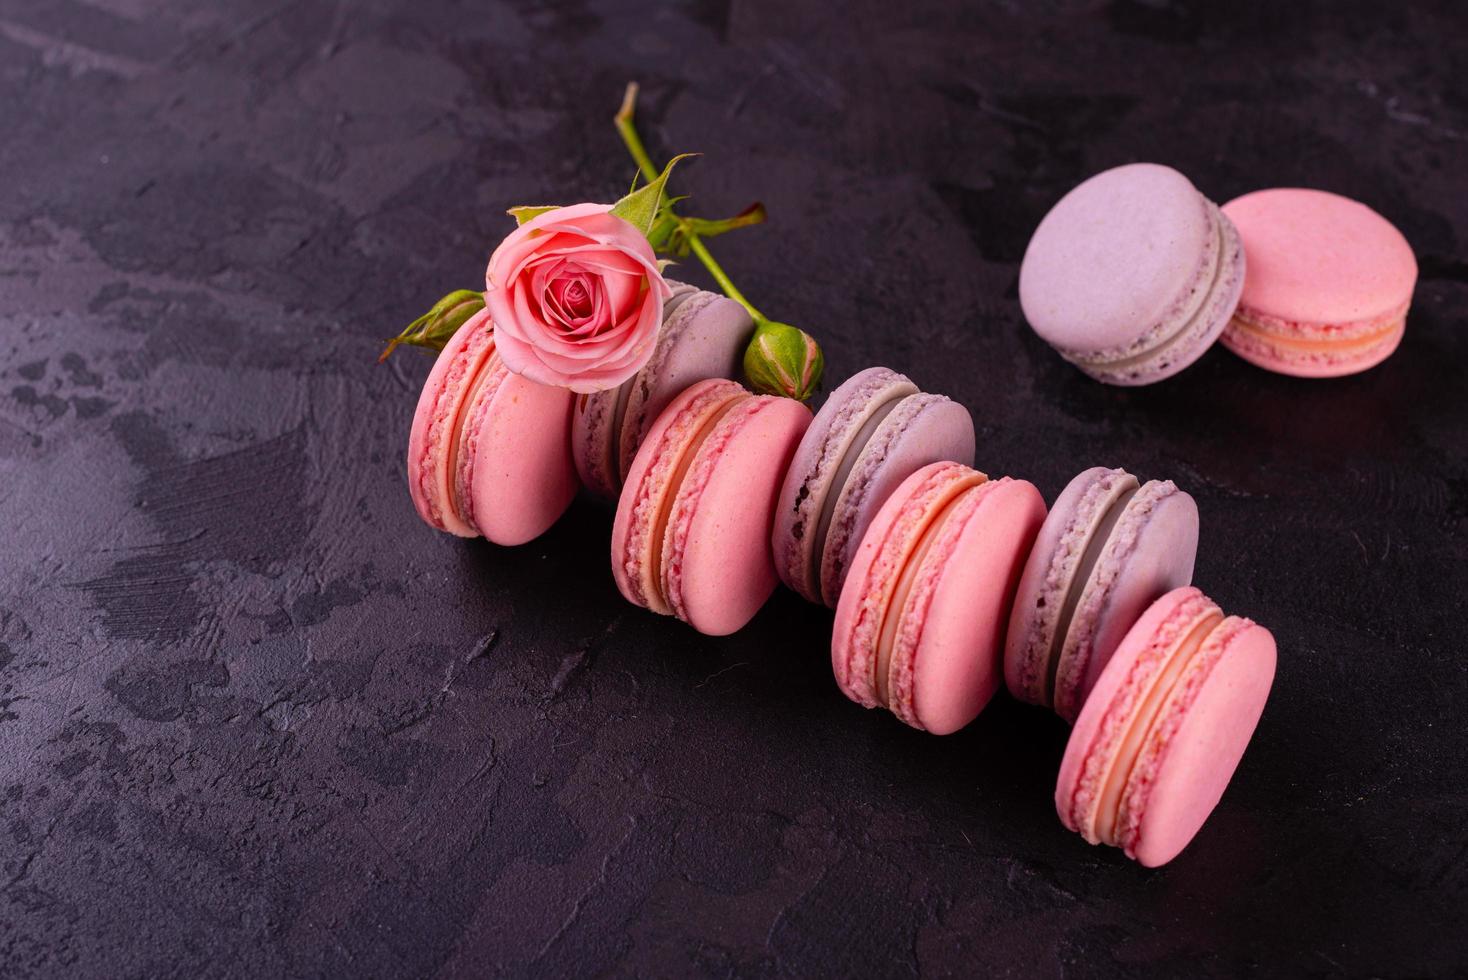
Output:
[
  {"xmin": 772, "ymin": 367, "xmax": 918, "ymax": 603},
  {"xmin": 670, "ymin": 396, "xmax": 811, "ymax": 635},
  {"xmin": 406, "ymin": 310, "xmax": 496, "ymax": 537},
  {"xmin": 1003, "ymin": 467, "xmax": 1136, "ymax": 707},
  {"xmin": 1222, "ymin": 188, "xmax": 1417, "ymax": 326},
  {"xmin": 1127, "ymin": 618, "xmax": 1276, "ymax": 867},
  {"xmin": 617, "ymin": 293, "xmax": 752, "ymax": 482},
  {"xmin": 1020, "ymin": 163, "xmax": 1213, "ymax": 355},
  {"xmin": 464, "ymin": 362, "xmax": 578, "ymax": 546},
  {"xmin": 904, "ymin": 478, "xmax": 1046, "ymax": 734},
  {"xmin": 819, "ymin": 394, "xmax": 976, "ymax": 606},
  {"xmin": 1054, "ymin": 482, "xmax": 1200, "ymax": 722}
]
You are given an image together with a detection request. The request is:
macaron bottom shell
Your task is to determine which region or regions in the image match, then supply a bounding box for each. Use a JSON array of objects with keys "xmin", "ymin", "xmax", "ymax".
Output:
[
  {"xmin": 1056, "ymin": 586, "xmax": 1276, "ymax": 867},
  {"xmin": 833, "ymin": 462, "xmax": 1046, "ymax": 735},
  {"xmin": 612, "ymin": 379, "xmax": 811, "ymax": 636}
]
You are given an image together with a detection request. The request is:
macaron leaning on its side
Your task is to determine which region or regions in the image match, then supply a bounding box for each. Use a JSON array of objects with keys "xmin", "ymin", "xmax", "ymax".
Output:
[
  {"xmin": 1056, "ymin": 586, "xmax": 1276, "ymax": 867},
  {"xmin": 406, "ymin": 309, "xmax": 579, "ymax": 545},
  {"xmin": 573, "ymin": 283, "xmax": 754, "ymax": 499},
  {"xmin": 1005, "ymin": 466, "xmax": 1199, "ymax": 722},
  {"xmin": 1221, "ymin": 188, "xmax": 1417, "ymax": 378},
  {"xmin": 773, "ymin": 367, "xmax": 976, "ymax": 607},
  {"xmin": 832, "ymin": 462, "xmax": 1046, "ymax": 735},
  {"xmin": 1019, "ymin": 163, "xmax": 1245, "ymax": 385},
  {"xmin": 612, "ymin": 379, "xmax": 811, "ymax": 636}
]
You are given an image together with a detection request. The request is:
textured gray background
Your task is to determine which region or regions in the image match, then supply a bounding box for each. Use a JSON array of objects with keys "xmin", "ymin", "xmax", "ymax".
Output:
[{"xmin": 2, "ymin": 0, "xmax": 1466, "ymax": 976}]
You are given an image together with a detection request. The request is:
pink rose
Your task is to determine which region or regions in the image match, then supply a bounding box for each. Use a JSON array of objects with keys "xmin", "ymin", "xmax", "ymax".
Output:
[{"xmin": 484, "ymin": 203, "xmax": 671, "ymax": 393}]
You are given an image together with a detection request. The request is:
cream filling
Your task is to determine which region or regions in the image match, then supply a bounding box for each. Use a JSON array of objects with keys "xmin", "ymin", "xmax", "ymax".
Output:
[
  {"xmin": 807, "ymin": 392, "xmax": 909, "ymax": 600},
  {"xmin": 1229, "ymin": 311, "xmax": 1405, "ymax": 354},
  {"xmin": 873, "ymin": 475, "xmax": 985, "ymax": 708},
  {"xmin": 1094, "ymin": 611, "xmax": 1222, "ymax": 845},
  {"xmin": 645, "ymin": 399, "xmax": 742, "ymax": 609},
  {"xmin": 1072, "ymin": 209, "xmax": 1227, "ymax": 372},
  {"xmin": 1045, "ymin": 485, "xmax": 1139, "ymax": 704}
]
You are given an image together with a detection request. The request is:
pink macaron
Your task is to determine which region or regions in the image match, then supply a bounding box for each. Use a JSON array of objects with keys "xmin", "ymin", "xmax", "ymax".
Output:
[
  {"xmin": 611, "ymin": 379, "xmax": 811, "ymax": 636},
  {"xmin": 1220, "ymin": 188, "xmax": 1417, "ymax": 377},
  {"xmin": 1056, "ymin": 586, "xmax": 1276, "ymax": 867},
  {"xmin": 1020, "ymin": 163, "xmax": 1245, "ymax": 385},
  {"xmin": 573, "ymin": 283, "xmax": 754, "ymax": 498},
  {"xmin": 773, "ymin": 367, "xmax": 975, "ymax": 607},
  {"xmin": 832, "ymin": 462, "xmax": 1046, "ymax": 735},
  {"xmin": 406, "ymin": 309, "xmax": 578, "ymax": 545},
  {"xmin": 1005, "ymin": 467, "xmax": 1199, "ymax": 722}
]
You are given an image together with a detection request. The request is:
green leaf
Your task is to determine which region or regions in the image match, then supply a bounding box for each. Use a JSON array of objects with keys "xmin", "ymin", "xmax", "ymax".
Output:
[
  {"xmin": 506, "ymin": 205, "xmax": 560, "ymax": 226},
  {"xmin": 379, "ymin": 289, "xmax": 485, "ymax": 362},
  {"xmin": 608, "ymin": 153, "xmax": 697, "ymax": 235}
]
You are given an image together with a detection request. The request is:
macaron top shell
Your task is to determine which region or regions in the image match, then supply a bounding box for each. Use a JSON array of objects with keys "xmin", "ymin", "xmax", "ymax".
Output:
[
  {"xmin": 455, "ymin": 350, "xmax": 578, "ymax": 547},
  {"xmin": 1222, "ymin": 188, "xmax": 1417, "ymax": 326},
  {"xmin": 665, "ymin": 395, "xmax": 810, "ymax": 636},
  {"xmin": 1020, "ymin": 163, "xmax": 1216, "ymax": 357}
]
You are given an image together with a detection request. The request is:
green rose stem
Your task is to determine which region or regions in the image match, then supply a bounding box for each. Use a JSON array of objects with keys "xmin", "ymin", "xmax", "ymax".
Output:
[{"xmin": 615, "ymin": 82, "xmax": 823, "ymax": 400}]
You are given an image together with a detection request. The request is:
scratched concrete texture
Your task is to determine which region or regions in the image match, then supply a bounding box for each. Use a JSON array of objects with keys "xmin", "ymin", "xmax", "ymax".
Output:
[{"xmin": 1, "ymin": 0, "xmax": 1466, "ymax": 976}]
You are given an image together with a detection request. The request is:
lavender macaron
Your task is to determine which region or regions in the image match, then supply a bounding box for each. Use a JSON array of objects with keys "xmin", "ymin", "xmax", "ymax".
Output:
[
  {"xmin": 1019, "ymin": 163, "xmax": 1245, "ymax": 385},
  {"xmin": 1004, "ymin": 466, "xmax": 1199, "ymax": 721},
  {"xmin": 573, "ymin": 282, "xmax": 753, "ymax": 498},
  {"xmin": 772, "ymin": 367, "xmax": 975, "ymax": 607}
]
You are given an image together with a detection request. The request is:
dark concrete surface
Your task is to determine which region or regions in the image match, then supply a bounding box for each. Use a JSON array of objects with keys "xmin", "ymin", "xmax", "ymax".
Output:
[{"xmin": 2, "ymin": 1, "xmax": 1466, "ymax": 976}]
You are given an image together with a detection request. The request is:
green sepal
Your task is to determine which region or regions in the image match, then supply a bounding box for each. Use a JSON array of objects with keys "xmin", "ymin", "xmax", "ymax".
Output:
[
  {"xmin": 379, "ymin": 289, "xmax": 486, "ymax": 362},
  {"xmin": 506, "ymin": 205, "xmax": 560, "ymax": 226},
  {"xmin": 609, "ymin": 153, "xmax": 696, "ymax": 235}
]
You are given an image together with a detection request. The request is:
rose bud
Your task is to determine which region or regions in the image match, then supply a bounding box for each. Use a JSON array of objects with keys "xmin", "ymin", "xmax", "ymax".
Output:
[{"xmin": 743, "ymin": 321, "xmax": 824, "ymax": 402}]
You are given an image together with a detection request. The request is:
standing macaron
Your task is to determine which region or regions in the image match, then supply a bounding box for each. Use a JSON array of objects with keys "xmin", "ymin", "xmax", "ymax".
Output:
[
  {"xmin": 772, "ymin": 367, "xmax": 976, "ymax": 607},
  {"xmin": 406, "ymin": 309, "xmax": 579, "ymax": 545},
  {"xmin": 612, "ymin": 379, "xmax": 811, "ymax": 636},
  {"xmin": 832, "ymin": 462, "xmax": 1046, "ymax": 735},
  {"xmin": 1220, "ymin": 188, "xmax": 1417, "ymax": 377},
  {"xmin": 1005, "ymin": 467, "xmax": 1199, "ymax": 722},
  {"xmin": 573, "ymin": 284, "xmax": 754, "ymax": 498},
  {"xmin": 1019, "ymin": 163, "xmax": 1245, "ymax": 385},
  {"xmin": 1055, "ymin": 586, "xmax": 1276, "ymax": 867}
]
